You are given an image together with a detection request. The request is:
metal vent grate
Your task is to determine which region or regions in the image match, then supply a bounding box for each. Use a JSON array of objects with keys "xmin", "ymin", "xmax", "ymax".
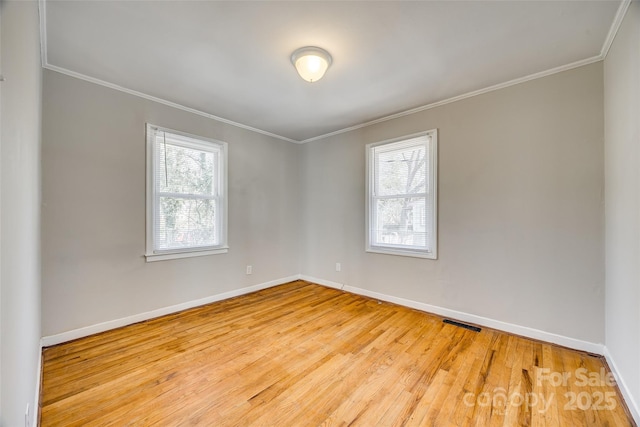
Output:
[{"xmin": 443, "ymin": 319, "xmax": 481, "ymax": 332}]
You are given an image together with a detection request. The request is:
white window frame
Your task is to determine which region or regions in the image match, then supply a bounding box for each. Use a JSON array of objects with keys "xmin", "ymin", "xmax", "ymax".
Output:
[
  {"xmin": 366, "ymin": 130, "xmax": 438, "ymax": 259},
  {"xmin": 145, "ymin": 124, "xmax": 228, "ymax": 262}
]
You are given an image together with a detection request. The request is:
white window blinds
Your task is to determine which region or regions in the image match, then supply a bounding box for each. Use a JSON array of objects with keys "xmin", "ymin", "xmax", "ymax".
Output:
[
  {"xmin": 146, "ymin": 124, "xmax": 228, "ymax": 261},
  {"xmin": 367, "ymin": 131, "xmax": 437, "ymax": 259}
]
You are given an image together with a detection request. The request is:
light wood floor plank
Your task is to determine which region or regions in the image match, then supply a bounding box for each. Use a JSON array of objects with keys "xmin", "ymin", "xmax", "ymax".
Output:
[{"xmin": 40, "ymin": 281, "xmax": 635, "ymax": 426}]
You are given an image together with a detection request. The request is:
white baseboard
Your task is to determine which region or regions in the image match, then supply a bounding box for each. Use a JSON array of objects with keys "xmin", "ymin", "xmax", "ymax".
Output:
[
  {"xmin": 41, "ymin": 275, "xmax": 300, "ymax": 347},
  {"xmin": 299, "ymin": 275, "xmax": 344, "ymax": 290},
  {"xmin": 40, "ymin": 273, "xmax": 637, "ymax": 424},
  {"xmin": 33, "ymin": 340, "xmax": 43, "ymax": 427},
  {"xmin": 300, "ymin": 275, "xmax": 604, "ymax": 355},
  {"xmin": 603, "ymin": 346, "xmax": 640, "ymax": 424},
  {"xmin": 43, "ymin": 272, "xmax": 604, "ymax": 354}
]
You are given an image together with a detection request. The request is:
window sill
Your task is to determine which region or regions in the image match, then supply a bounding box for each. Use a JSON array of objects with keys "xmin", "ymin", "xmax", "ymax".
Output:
[
  {"xmin": 145, "ymin": 247, "xmax": 229, "ymax": 262},
  {"xmin": 366, "ymin": 246, "xmax": 437, "ymax": 260}
]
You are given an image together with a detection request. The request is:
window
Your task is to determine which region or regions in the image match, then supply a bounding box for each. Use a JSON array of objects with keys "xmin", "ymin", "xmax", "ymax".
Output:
[
  {"xmin": 146, "ymin": 124, "xmax": 228, "ymax": 261},
  {"xmin": 366, "ymin": 130, "xmax": 438, "ymax": 259}
]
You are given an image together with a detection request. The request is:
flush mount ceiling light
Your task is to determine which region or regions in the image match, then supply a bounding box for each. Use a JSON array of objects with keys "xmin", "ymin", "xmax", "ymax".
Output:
[{"xmin": 291, "ymin": 46, "xmax": 332, "ymax": 83}]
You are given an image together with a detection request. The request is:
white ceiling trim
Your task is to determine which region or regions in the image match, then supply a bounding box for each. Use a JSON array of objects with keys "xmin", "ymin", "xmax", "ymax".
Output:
[
  {"xmin": 38, "ymin": 0, "xmax": 629, "ymax": 145},
  {"xmin": 600, "ymin": 0, "xmax": 632, "ymax": 58},
  {"xmin": 38, "ymin": 1, "xmax": 297, "ymax": 143},
  {"xmin": 42, "ymin": 63, "xmax": 299, "ymax": 144},
  {"xmin": 298, "ymin": 54, "xmax": 604, "ymax": 144},
  {"xmin": 300, "ymin": 0, "xmax": 631, "ymax": 144},
  {"xmin": 38, "ymin": 0, "xmax": 48, "ymax": 67}
]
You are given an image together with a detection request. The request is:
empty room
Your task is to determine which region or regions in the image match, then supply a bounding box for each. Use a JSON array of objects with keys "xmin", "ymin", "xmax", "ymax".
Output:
[{"xmin": 1, "ymin": 0, "xmax": 639, "ymax": 425}]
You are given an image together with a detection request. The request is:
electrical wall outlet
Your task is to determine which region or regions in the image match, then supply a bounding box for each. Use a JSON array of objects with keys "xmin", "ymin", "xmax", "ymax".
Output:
[
  {"xmin": 336, "ymin": 263, "xmax": 341, "ymax": 272},
  {"xmin": 246, "ymin": 265, "xmax": 252, "ymax": 275},
  {"xmin": 25, "ymin": 403, "xmax": 30, "ymax": 427}
]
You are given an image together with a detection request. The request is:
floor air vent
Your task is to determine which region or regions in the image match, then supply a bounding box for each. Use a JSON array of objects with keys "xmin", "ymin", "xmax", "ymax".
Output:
[{"xmin": 443, "ymin": 319, "xmax": 481, "ymax": 332}]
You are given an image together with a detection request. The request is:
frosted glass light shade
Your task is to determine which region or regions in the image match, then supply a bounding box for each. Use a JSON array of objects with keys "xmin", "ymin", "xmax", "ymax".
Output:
[{"xmin": 291, "ymin": 47, "xmax": 332, "ymax": 83}]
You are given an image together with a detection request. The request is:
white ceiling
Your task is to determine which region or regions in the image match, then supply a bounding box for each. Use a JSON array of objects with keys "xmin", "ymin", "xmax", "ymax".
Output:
[{"xmin": 43, "ymin": 0, "xmax": 622, "ymax": 142}]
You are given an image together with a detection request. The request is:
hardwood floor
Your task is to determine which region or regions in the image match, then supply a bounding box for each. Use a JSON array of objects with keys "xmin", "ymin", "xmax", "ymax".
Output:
[{"xmin": 40, "ymin": 280, "xmax": 635, "ymax": 426}]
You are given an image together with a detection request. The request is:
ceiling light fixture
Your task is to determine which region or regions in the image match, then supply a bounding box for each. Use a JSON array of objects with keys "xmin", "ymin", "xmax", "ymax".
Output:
[{"xmin": 291, "ymin": 46, "xmax": 332, "ymax": 83}]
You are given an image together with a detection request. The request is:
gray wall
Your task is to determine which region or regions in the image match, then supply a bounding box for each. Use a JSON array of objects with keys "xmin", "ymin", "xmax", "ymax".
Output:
[
  {"xmin": 43, "ymin": 62, "xmax": 606, "ymax": 345},
  {"xmin": 1, "ymin": 1, "xmax": 42, "ymax": 426},
  {"xmin": 301, "ymin": 63, "xmax": 605, "ymax": 344},
  {"xmin": 604, "ymin": 1, "xmax": 640, "ymax": 415},
  {"xmin": 35, "ymin": 7, "xmax": 640, "ymax": 418},
  {"xmin": 41, "ymin": 70, "xmax": 302, "ymax": 336},
  {"xmin": 42, "ymin": 22, "xmax": 640, "ymax": 414}
]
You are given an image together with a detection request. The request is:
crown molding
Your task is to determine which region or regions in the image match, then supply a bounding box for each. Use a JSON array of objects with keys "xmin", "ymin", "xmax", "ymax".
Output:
[
  {"xmin": 299, "ymin": 54, "xmax": 603, "ymax": 144},
  {"xmin": 601, "ymin": 0, "xmax": 632, "ymax": 59},
  {"xmin": 38, "ymin": 0, "xmax": 626, "ymax": 145},
  {"xmin": 38, "ymin": 0, "xmax": 47, "ymax": 67},
  {"xmin": 38, "ymin": 2, "xmax": 296, "ymax": 144},
  {"xmin": 302, "ymin": 0, "xmax": 630, "ymax": 144},
  {"xmin": 43, "ymin": 64, "xmax": 299, "ymax": 144}
]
